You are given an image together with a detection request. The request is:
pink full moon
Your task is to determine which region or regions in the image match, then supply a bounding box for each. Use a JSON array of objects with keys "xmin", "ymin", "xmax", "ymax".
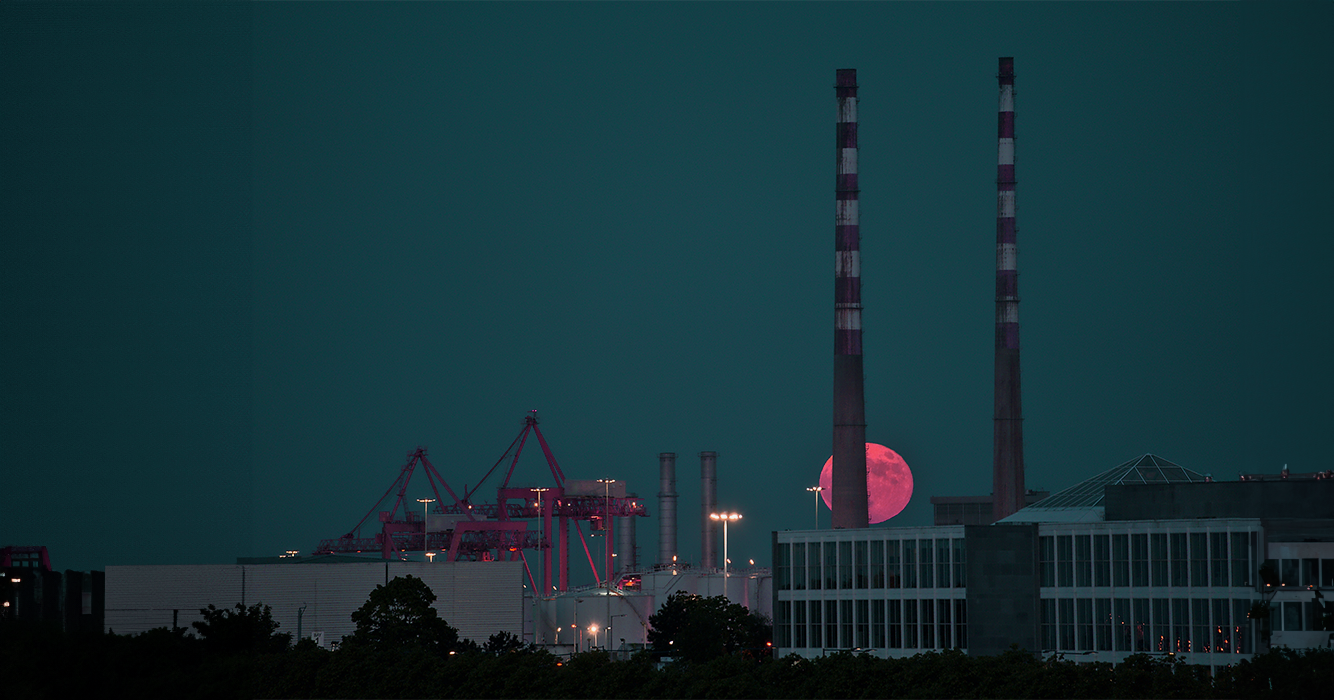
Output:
[{"xmin": 819, "ymin": 443, "xmax": 914, "ymax": 524}]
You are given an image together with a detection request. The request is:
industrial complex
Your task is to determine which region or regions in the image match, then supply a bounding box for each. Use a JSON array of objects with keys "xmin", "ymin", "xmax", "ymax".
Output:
[
  {"xmin": 772, "ymin": 58, "xmax": 1334, "ymax": 673},
  {"xmin": 7, "ymin": 60, "xmax": 1329, "ymax": 671}
]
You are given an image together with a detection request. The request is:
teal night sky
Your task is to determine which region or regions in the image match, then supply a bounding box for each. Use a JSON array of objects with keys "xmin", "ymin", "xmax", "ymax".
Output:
[{"xmin": 3, "ymin": 2, "xmax": 1330, "ymax": 578}]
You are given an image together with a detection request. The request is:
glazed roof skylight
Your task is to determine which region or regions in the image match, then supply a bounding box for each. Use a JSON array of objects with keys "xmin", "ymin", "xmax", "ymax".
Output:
[{"xmin": 1024, "ymin": 454, "xmax": 1206, "ymax": 510}]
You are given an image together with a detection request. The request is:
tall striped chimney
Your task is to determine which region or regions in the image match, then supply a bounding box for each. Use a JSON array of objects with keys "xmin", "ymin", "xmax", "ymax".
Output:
[
  {"xmin": 832, "ymin": 68, "xmax": 869, "ymax": 529},
  {"xmin": 992, "ymin": 57, "xmax": 1026, "ymax": 521}
]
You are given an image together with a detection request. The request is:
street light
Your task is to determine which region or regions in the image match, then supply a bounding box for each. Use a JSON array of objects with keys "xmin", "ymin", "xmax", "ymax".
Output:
[
  {"xmin": 709, "ymin": 512, "xmax": 742, "ymax": 578},
  {"xmin": 806, "ymin": 486, "xmax": 824, "ymax": 529},
  {"xmin": 416, "ymin": 498, "xmax": 435, "ymax": 553},
  {"xmin": 589, "ymin": 624, "xmax": 598, "ymax": 649},
  {"xmin": 533, "ymin": 487, "xmax": 550, "ymax": 594},
  {"xmin": 609, "ymin": 613, "xmax": 626, "ymax": 652},
  {"xmin": 596, "ymin": 479, "xmax": 616, "ymax": 585}
]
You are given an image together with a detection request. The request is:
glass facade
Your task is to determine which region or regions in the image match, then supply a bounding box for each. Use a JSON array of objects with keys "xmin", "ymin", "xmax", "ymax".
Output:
[{"xmin": 776, "ymin": 519, "xmax": 1270, "ymax": 664}]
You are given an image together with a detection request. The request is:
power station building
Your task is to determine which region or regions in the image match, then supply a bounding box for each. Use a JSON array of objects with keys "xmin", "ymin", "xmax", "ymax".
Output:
[{"xmin": 772, "ymin": 458, "xmax": 1334, "ymax": 671}]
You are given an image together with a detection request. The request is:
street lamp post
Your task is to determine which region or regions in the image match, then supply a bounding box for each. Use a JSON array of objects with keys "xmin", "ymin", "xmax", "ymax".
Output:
[
  {"xmin": 708, "ymin": 512, "xmax": 742, "ymax": 579},
  {"xmin": 806, "ymin": 486, "xmax": 823, "ymax": 529},
  {"xmin": 596, "ymin": 478, "xmax": 616, "ymax": 585},
  {"xmin": 589, "ymin": 624, "xmax": 598, "ymax": 650},
  {"xmin": 417, "ymin": 498, "xmax": 436, "ymax": 552},
  {"xmin": 609, "ymin": 613, "xmax": 625, "ymax": 652},
  {"xmin": 532, "ymin": 487, "xmax": 550, "ymax": 594}
]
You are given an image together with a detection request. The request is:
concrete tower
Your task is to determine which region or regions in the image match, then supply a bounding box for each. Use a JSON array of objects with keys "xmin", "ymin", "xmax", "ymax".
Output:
[
  {"xmin": 832, "ymin": 68, "xmax": 870, "ymax": 529},
  {"xmin": 700, "ymin": 451, "xmax": 718, "ymax": 567},
  {"xmin": 992, "ymin": 57, "xmax": 1026, "ymax": 521},
  {"xmin": 657, "ymin": 453, "xmax": 677, "ymax": 565}
]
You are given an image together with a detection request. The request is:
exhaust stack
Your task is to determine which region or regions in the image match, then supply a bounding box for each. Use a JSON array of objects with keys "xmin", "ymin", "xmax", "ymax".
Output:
[
  {"xmin": 700, "ymin": 451, "xmax": 718, "ymax": 567},
  {"xmin": 832, "ymin": 68, "xmax": 869, "ymax": 529},
  {"xmin": 992, "ymin": 57, "xmax": 1026, "ymax": 521},
  {"xmin": 657, "ymin": 453, "xmax": 677, "ymax": 565}
]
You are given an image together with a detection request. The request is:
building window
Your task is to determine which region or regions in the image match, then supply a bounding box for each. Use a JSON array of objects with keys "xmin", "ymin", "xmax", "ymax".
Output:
[
  {"xmin": 1281, "ymin": 601, "xmax": 1303, "ymax": 632},
  {"xmin": 1112, "ymin": 534, "xmax": 1130, "ymax": 588},
  {"xmin": 826, "ymin": 600, "xmax": 839, "ymax": 649},
  {"xmin": 953, "ymin": 539, "xmax": 967, "ymax": 588},
  {"xmin": 1130, "ymin": 598, "xmax": 1147, "ymax": 652},
  {"xmin": 1094, "ymin": 534, "xmax": 1111, "ymax": 588},
  {"xmin": 777, "ymin": 543, "xmax": 790, "ymax": 591},
  {"xmin": 1131, "ymin": 533, "xmax": 1149, "ymax": 587},
  {"xmin": 936, "ymin": 539, "xmax": 951, "ymax": 589},
  {"xmin": 954, "ymin": 599, "xmax": 967, "ymax": 650},
  {"xmin": 889, "ymin": 599, "xmax": 902, "ymax": 648},
  {"xmin": 871, "ymin": 599, "xmax": 885, "ymax": 648},
  {"xmin": 1152, "ymin": 598, "xmax": 1170, "ymax": 652},
  {"xmin": 824, "ymin": 541, "xmax": 838, "ymax": 591},
  {"xmin": 1172, "ymin": 598, "xmax": 1190, "ymax": 653},
  {"xmin": 1232, "ymin": 599, "xmax": 1251, "ymax": 654},
  {"xmin": 1230, "ymin": 532, "xmax": 1251, "ymax": 588},
  {"xmin": 1209, "ymin": 533, "xmax": 1229, "ymax": 587},
  {"xmin": 937, "ymin": 599, "xmax": 952, "ymax": 649},
  {"xmin": 887, "ymin": 540, "xmax": 901, "ymax": 589},
  {"xmin": 1040, "ymin": 536, "xmax": 1055, "ymax": 587},
  {"xmin": 1191, "ymin": 598, "xmax": 1209, "ymax": 652},
  {"xmin": 1301, "ymin": 559, "xmax": 1319, "ymax": 587},
  {"xmin": 1075, "ymin": 535, "xmax": 1092, "ymax": 588},
  {"xmin": 1151, "ymin": 533, "xmax": 1168, "ymax": 587},
  {"xmin": 840, "ymin": 599, "xmax": 853, "ymax": 648},
  {"xmin": 777, "ymin": 601, "xmax": 791, "ymax": 648},
  {"xmin": 809, "ymin": 542, "xmax": 822, "ymax": 591},
  {"xmin": 919, "ymin": 540, "xmax": 935, "ymax": 589},
  {"xmin": 855, "ymin": 541, "xmax": 868, "ymax": 589},
  {"xmin": 1057, "ymin": 536, "xmax": 1073, "ymax": 588},
  {"xmin": 920, "ymin": 599, "xmax": 935, "ymax": 649},
  {"xmin": 903, "ymin": 540, "xmax": 917, "ymax": 589},
  {"xmin": 1041, "ymin": 598, "xmax": 1056, "ymax": 651},
  {"xmin": 793, "ymin": 599, "xmax": 807, "ymax": 648},
  {"xmin": 1076, "ymin": 598, "xmax": 1093, "ymax": 651},
  {"xmin": 870, "ymin": 540, "xmax": 885, "ymax": 589},
  {"xmin": 904, "ymin": 597, "xmax": 918, "ymax": 648},
  {"xmin": 1170, "ymin": 533, "xmax": 1188, "ymax": 587},
  {"xmin": 810, "ymin": 600, "xmax": 822, "ymax": 649},
  {"xmin": 1095, "ymin": 598, "xmax": 1112, "ymax": 651},
  {"xmin": 855, "ymin": 599, "xmax": 869, "ymax": 648},
  {"xmin": 792, "ymin": 540, "xmax": 806, "ymax": 591},
  {"xmin": 1323, "ymin": 558, "xmax": 1334, "ymax": 588},
  {"xmin": 1189, "ymin": 533, "xmax": 1209, "ymax": 587},
  {"xmin": 1212, "ymin": 598, "xmax": 1230, "ymax": 653},
  {"xmin": 1059, "ymin": 598, "xmax": 1074, "ymax": 651},
  {"xmin": 839, "ymin": 541, "xmax": 853, "ymax": 590}
]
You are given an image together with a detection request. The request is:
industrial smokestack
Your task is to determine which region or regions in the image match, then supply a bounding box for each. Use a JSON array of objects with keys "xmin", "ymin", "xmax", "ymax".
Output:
[
  {"xmin": 700, "ymin": 451, "xmax": 718, "ymax": 567},
  {"xmin": 832, "ymin": 68, "xmax": 869, "ymax": 529},
  {"xmin": 657, "ymin": 453, "xmax": 677, "ymax": 565},
  {"xmin": 616, "ymin": 502, "xmax": 637, "ymax": 575},
  {"xmin": 992, "ymin": 57, "xmax": 1026, "ymax": 521}
]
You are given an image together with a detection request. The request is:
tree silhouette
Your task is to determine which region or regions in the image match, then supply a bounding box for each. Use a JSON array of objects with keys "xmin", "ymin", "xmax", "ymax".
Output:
[
  {"xmin": 344, "ymin": 575, "xmax": 460, "ymax": 655},
  {"xmin": 647, "ymin": 592, "xmax": 771, "ymax": 663},
  {"xmin": 191, "ymin": 602, "xmax": 290, "ymax": 655}
]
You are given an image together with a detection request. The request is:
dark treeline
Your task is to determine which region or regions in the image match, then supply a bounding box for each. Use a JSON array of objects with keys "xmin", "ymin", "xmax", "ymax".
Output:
[{"xmin": 3, "ymin": 620, "xmax": 1331, "ymax": 699}]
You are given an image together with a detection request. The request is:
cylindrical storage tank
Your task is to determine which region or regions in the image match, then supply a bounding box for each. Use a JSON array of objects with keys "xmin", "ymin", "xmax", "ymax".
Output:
[
  {"xmin": 657, "ymin": 453, "xmax": 678, "ymax": 565},
  {"xmin": 700, "ymin": 451, "xmax": 718, "ymax": 568}
]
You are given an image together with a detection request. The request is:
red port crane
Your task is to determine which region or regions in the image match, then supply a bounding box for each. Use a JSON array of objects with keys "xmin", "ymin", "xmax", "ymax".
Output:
[{"xmin": 313, "ymin": 411, "xmax": 648, "ymax": 594}]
